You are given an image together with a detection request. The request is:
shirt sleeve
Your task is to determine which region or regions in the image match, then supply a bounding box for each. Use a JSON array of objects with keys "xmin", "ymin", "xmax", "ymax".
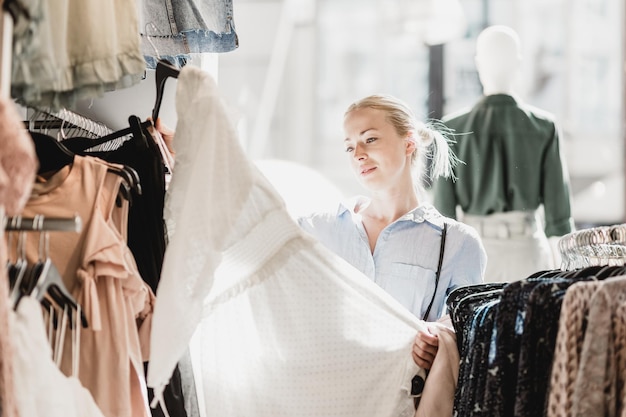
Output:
[
  {"xmin": 541, "ymin": 124, "xmax": 575, "ymax": 237},
  {"xmin": 448, "ymin": 225, "xmax": 487, "ymax": 291}
]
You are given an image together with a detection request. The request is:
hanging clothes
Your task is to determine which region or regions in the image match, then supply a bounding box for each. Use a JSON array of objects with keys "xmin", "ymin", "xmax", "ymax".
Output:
[
  {"xmin": 10, "ymin": 296, "xmax": 105, "ymax": 417},
  {"xmin": 20, "ymin": 155, "xmax": 154, "ymax": 417},
  {"xmin": 69, "ymin": 127, "xmax": 168, "ymax": 292},
  {"xmin": 449, "ymin": 262, "xmax": 626, "ymax": 417},
  {"xmin": 8, "ymin": 0, "xmax": 146, "ymax": 110},
  {"xmin": 140, "ymin": 0, "xmax": 238, "ymax": 68},
  {"xmin": 0, "ymin": 95, "xmax": 38, "ymax": 417},
  {"xmin": 65, "ymin": 121, "xmax": 189, "ymax": 417},
  {"xmin": 547, "ymin": 276, "xmax": 626, "ymax": 417},
  {"xmin": 146, "ymin": 66, "xmax": 453, "ymax": 417}
]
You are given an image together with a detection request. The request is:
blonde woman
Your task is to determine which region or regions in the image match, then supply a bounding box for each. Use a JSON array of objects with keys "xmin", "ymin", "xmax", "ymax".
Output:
[{"xmin": 298, "ymin": 94, "xmax": 486, "ymax": 369}]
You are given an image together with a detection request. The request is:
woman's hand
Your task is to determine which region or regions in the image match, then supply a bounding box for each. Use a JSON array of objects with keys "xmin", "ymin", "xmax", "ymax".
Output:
[
  {"xmin": 155, "ymin": 117, "xmax": 176, "ymax": 155},
  {"xmin": 412, "ymin": 327, "xmax": 439, "ymax": 370}
]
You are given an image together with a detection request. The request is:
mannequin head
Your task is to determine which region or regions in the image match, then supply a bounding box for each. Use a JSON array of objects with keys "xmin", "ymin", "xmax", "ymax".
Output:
[{"xmin": 475, "ymin": 25, "xmax": 522, "ymax": 96}]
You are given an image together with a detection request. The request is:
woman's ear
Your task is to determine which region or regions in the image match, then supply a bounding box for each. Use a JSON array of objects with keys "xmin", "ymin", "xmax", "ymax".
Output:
[{"xmin": 405, "ymin": 135, "xmax": 417, "ymax": 156}]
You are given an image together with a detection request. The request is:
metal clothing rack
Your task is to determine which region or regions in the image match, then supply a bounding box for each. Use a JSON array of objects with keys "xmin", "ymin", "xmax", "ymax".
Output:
[
  {"xmin": 3, "ymin": 214, "xmax": 82, "ymax": 233},
  {"xmin": 26, "ymin": 107, "xmax": 134, "ymax": 152},
  {"xmin": 3, "ymin": 213, "xmax": 88, "ymax": 328}
]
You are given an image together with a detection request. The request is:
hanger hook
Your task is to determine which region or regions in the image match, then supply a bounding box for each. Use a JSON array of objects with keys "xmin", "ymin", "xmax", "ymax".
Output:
[
  {"xmin": 35, "ymin": 214, "xmax": 46, "ymax": 261},
  {"xmin": 145, "ymin": 22, "xmax": 162, "ymax": 60},
  {"xmin": 59, "ymin": 116, "xmax": 68, "ymax": 141},
  {"xmin": 6, "ymin": 215, "xmax": 17, "ymax": 259},
  {"xmin": 44, "ymin": 231, "xmax": 50, "ymax": 261}
]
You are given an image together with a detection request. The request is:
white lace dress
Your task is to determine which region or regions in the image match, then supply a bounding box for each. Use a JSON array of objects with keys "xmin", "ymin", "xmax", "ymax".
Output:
[{"xmin": 147, "ymin": 65, "xmax": 428, "ymax": 417}]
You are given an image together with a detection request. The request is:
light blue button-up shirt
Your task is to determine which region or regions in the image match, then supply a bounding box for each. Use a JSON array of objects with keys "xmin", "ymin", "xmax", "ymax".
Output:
[{"xmin": 298, "ymin": 197, "xmax": 486, "ymax": 321}]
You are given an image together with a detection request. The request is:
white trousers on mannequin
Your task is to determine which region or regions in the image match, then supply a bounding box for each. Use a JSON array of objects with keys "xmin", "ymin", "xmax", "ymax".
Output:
[{"xmin": 462, "ymin": 211, "xmax": 554, "ymax": 283}]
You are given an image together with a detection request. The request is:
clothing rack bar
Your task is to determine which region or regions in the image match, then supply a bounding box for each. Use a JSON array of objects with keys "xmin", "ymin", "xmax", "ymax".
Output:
[
  {"xmin": 24, "ymin": 120, "xmax": 66, "ymax": 130},
  {"xmin": 3, "ymin": 215, "xmax": 82, "ymax": 232}
]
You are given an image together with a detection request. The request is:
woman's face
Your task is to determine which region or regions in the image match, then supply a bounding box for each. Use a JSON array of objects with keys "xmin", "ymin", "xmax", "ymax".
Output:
[{"xmin": 343, "ymin": 107, "xmax": 415, "ymax": 192}]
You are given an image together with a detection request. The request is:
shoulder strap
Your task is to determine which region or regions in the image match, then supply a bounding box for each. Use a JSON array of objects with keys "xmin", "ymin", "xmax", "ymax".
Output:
[{"xmin": 422, "ymin": 223, "xmax": 447, "ymax": 321}]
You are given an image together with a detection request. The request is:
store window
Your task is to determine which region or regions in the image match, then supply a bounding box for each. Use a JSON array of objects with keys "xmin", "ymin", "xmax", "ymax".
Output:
[{"xmin": 218, "ymin": 0, "xmax": 623, "ymax": 225}]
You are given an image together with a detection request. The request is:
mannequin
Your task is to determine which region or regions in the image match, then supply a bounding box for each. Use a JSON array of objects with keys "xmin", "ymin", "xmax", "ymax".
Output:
[
  {"xmin": 432, "ymin": 25, "xmax": 574, "ymax": 283},
  {"xmin": 474, "ymin": 25, "xmax": 522, "ymax": 95}
]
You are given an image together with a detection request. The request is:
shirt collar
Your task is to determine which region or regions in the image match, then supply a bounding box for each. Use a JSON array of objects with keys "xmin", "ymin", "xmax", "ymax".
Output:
[
  {"xmin": 338, "ymin": 196, "xmax": 445, "ymax": 229},
  {"xmin": 479, "ymin": 93, "xmax": 522, "ymax": 106}
]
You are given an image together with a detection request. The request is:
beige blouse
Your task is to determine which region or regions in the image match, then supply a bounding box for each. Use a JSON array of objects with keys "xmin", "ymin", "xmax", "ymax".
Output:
[{"xmin": 21, "ymin": 155, "xmax": 154, "ymax": 417}]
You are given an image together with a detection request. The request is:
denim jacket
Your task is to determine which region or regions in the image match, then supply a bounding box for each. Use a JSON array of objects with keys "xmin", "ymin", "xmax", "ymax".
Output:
[{"xmin": 141, "ymin": 0, "xmax": 239, "ymax": 68}]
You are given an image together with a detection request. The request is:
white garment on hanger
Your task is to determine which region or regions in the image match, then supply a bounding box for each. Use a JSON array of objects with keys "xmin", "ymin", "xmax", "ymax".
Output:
[
  {"xmin": 10, "ymin": 296, "xmax": 105, "ymax": 417},
  {"xmin": 147, "ymin": 66, "xmax": 430, "ymax": 417}
]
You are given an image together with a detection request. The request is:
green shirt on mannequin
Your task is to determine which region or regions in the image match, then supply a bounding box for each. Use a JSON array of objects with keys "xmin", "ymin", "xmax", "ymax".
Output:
[{"xmin": 432, "ymin": 94, "xmax": 574, "ymax": 237}]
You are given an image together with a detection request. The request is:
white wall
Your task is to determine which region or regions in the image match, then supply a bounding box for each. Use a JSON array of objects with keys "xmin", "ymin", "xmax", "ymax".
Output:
[{"xmin": 74, "ymin": 54, "xmax": 218, "ymax": 131}]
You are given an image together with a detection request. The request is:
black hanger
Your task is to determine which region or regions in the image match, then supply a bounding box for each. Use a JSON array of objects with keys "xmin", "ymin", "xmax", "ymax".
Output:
[
  {"xmin": 21, "ymin": 258, "xmax": 88, "ymax": 328},
  {"xmin": 8, "ymin": 258, "xmax": 28, "ymax": 303},
  {"xmin": 40, "ymin": 262, "xmax": 87, "ymax": 329},
  {"xmin": 108, "ymin": 163, "xmax": 144, "ymax": 208},
  {"xmin": 124, "ymin": 165, "xmax": 142, "ymax": 195},
  {"xmin": 128, "ymin": 114, "xmax": 150, "ymax": 151},
  {"xmin": 40, "ymin": 297, "xmax": 60, "ymax": 329},
  {"xmin": 109, "ymin": 164, "xmax": 142, "ymax": 197},
  {"xmin": 30, "ymin": 131, "xmax": 75, "ymax": 175},
  {"xmin": 19, "ymin": 254, "xmax": 45, "ymax": 296},
  {"xmin": 109, "ymin": 116, "xmax": 147, "ymax": 206},
  {"xmin": 60, "ymin": 115, "xmax": 145, "ymax": 205},
  {"xmin": 112, "ymin": 170, "xmax": 133, "ymax": 207},
  {"xmin": 151, "ymin": 60, "xmax": 179, "ymax": 122}
]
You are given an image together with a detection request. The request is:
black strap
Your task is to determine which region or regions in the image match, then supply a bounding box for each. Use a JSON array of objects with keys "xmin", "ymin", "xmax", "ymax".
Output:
[
  {"xmin": 422, "ymin": 223, "xmax": 447, "ymax": 321},
  {"xmin": 412, "ymin": 223, "xmax": 448, "ymax": 400}
]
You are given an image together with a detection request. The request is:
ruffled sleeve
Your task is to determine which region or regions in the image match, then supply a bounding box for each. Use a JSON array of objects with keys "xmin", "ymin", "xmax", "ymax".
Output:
[{"xmin": 147, "ymin": 66, "xmax": 254, "ymax": 399}]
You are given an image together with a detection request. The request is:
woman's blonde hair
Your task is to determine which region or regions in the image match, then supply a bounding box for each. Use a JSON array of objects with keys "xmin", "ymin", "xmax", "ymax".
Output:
[{"xmin": 344, "ymin": 94, "xmax": 460, "ymax": 187}]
